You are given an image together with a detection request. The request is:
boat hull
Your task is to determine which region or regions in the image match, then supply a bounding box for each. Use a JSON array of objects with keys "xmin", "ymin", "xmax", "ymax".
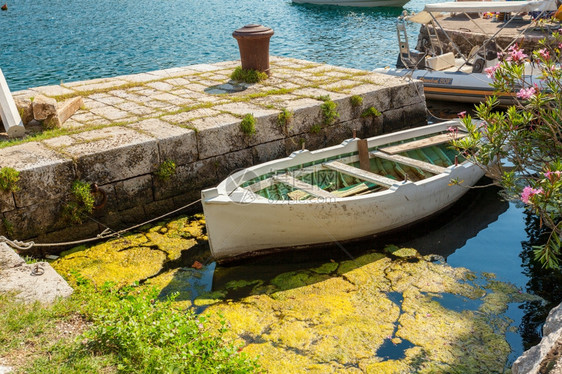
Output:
[
  {"xmin": 292, "ymin": 0, "xmax": 409, "ymax": 7},
  {"xmin": 202, "ymin": 122, "xmax": 486, "ymax": 262},
  {"xmin": 373, "ymin": 67, "xmax": 533, "ymax": 105}
]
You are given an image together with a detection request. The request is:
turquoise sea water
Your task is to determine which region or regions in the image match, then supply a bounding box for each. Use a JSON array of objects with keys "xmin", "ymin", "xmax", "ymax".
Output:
[{"xmin": 1, "ymin": 0, "xmax": 435, "ymax": 91}]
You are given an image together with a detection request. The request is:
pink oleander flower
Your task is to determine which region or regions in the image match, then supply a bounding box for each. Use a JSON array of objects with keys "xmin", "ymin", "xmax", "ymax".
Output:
[
  {"xmin": 517, "ymin": 87, "xmax": 535, "ymax": 99},
  {"xmin": 506, "ymin": 45, "xmax": 528, "ymax": 62},
  {"xmin": 485, "ymin": 63, "xmax": 500, "ymax": 79},
  {"xmin": 545, "ymin": 170, "xmax": 562, "ymax": 180},
  {"xmin": 458, "ymin": 111, "xmax": 466, "ymax": 118},
  {"xmin": 521, "ymin": 186, "xmax": 543, "ymax": 204},
  {"xmin": 537, "ymin": 48, "xmax": 550, "ymax": 60}
]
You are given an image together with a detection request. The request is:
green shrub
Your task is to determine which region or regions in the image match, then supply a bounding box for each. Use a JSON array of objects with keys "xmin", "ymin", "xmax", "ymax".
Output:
[
  {"xmin": 240, "ymin": 114, "xmax": 256, "ymax": 136},
  {"xmin": 277, "ymin": 108, "xmax": 293, "ymax": 128},
  {"xmin": 0, "ymin": 167, "xmax": 20, "ymax": 192},
  {"xmin": 350, "ymin": 95, "xmax": 363, "ymax": 108},
  {"xmin": 361, "ymin": 106, "xmax": 382, "ymax": 118},
  {"xmin": 63, "ymin": 180, "xmax": 95, "ymax": 224},
  {"xmin": 155, "ymin": 159, "xmax": 177, "ymax": 181},
  {"xmin": 231, "ymin": 67, "xmax": 268, "ymax": 84},
  {"xmin": 80, "ymin": 284, "xmax": 259, "ymax": 373},
  {"xmin": 310, "ymin": 124, "xmax": 322, "ymax": 134},
  {"xmin": 321, "ymin": 99, "xmax": 339, "ymax": 126}
]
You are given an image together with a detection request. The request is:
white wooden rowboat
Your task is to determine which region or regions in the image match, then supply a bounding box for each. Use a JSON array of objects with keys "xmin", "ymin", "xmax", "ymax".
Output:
[{"xmin": 201, "ymin": 121, "xmax": 485, "ymax": 262}]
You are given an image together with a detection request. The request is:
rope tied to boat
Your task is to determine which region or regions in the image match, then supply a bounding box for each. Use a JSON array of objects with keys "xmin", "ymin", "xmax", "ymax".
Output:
[{"xmin": 0, "ymin": 198, "xmax": 202, "ymax": 251}]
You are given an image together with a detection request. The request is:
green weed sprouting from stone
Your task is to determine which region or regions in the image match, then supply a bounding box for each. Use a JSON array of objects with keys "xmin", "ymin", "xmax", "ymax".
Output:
[
  {"xmin": 155, "ymin": 160, "xmax": 177, "ymax": 181},
  {"xmin": 321, "ymin": 99, "xmax": 339, "ymax": 126},
  {"xmin": 361, "ymin": 106, "xmax": 381, "ymax": 118},
  {"xmin": 310, "ymin": 124, "xmax": 322, "ymax": 134},
  {"xmin": 277, "ymin": 108, "xmax": 293, "ymax": 128},
  {"xmin": 0, "ymin": 167, "xmax": 20, "ymax": 193},
  {"xmin": 2, "ymin": 218, "xmax": 14, "ymax": 236},
  {"xmin": 350, "ymin": 95, "xmax": 363, "ymax": 108},
  {"xmin": 230, "ymin": 67, "xmax": 268, "ymax": 84},
  {"xmin": 63, "ymin": 180, "xmax": 95, "ymax": 224},
  {"xmin": 240, "ymin": 114, "xmax": 256, "ymax": 136}
]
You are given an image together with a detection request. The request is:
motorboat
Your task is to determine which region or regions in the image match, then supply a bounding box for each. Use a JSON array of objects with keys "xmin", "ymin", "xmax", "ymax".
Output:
[{"xmin": 374, "ymin": 0, "xmax": 557, "ymax": 104}]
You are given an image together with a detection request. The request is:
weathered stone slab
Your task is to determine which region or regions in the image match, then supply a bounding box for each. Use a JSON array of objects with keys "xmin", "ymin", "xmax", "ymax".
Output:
[
  {"xmin": 0, "ymin": 191, "xmax": 15, "ymax": 213},
  {"xmin": 0, "ymin": 142, "xmax": 75, "ymax": 208},
  {"xmin": 191, "ymin": 114, "xmax": 245, "ymax": 160},
  {"xmin": 127, "ymin": 118, "xmax": 198, "ymax": 166},
  {"xmin": 114, "ymin": 175, "xmax": 153, "ymax": 211},
  {"xmin": 43, "ymin": 96, "xmax": 84, "ymax": 129},
  {"xmin": 64, "ymin": 127, "xmax": 159, "ymax": 184},
  {"xmin": 0, "ymin": 243, "xmax": 73, "ymax": 304},
  {"xmin": 283, "ymin": 98, "xmax": 324, "ymax": 136},
  {"xmin": 3, "ymin": 200, "xmax": 61, "ymax": 238},
  {"xmin": 252, "ymin": 139, "xmax": 287, "ymax": 164},
  {"xmin": 32, "ymin": 95, "xmax": 57, "ymax": 121},
  {"xmin": 30, "ymin": 85, "xmax": 75, "ymax": 97},
  {"xmin": 14, "ymin": 98, "xmax": 33, "ymax": 125},
  {"xmin": 161, "ymin": 108, "xmax": 220, "ymax": 124},
  {"xmin": 0, "ymin": 242, "xmax": 24, "ymax": 268}
]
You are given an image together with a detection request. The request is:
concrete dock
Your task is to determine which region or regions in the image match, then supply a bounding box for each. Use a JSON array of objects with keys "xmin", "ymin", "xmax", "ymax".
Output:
[{"xmin": 0, "ymin": 57, "xmax": 426, "ymax": 250}]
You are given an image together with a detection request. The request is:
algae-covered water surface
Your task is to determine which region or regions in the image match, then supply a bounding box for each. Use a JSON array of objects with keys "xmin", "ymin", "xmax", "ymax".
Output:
[{"xmin": 52, "ymin": 187, "xmax": 561, "ymax": 373}]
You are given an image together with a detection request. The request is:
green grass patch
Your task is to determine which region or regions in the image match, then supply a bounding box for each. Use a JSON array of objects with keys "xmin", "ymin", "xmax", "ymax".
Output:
[
  {"xmin": 230, "ymin": 67, "xmax": 268, "ymax": 84},
  {"xmin": 0, "ymin": 167, "xmax": 20, "ymax": 193},
  {"xmin": 155, "ymin": 159, "xmax": 177, "ymax": 181},
  {"xmin": 62, "ymin": 180, "xmax": 95, "ymax": 224},
  {"xmin": 240, "ymin": 114, "xmax": 256, "ymax": 136},
  {"xmin": 350, "ymin": 95, "xmax": 363, "ymax": 108},
  {"xmin": 320, "ymin": 99, "xmax": 339, "ymax": 126},
  {"xmin": 0, "ymin": 277, "xmax": 259, "ymax": 373},
  {"xmin": 361, "ymin": 106, "xmax": 382, "ymax": 118}
]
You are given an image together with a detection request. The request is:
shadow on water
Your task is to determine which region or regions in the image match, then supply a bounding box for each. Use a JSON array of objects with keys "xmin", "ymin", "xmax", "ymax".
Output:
[{"xmin": 376, "ymin": 291, "xmax": 416, "ymax": 361}]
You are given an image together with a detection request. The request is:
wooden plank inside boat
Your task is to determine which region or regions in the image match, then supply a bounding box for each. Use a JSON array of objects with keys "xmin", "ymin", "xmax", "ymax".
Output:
[
  {"xmin": 246, "ymin": 178, "xmax": 276, "ymax": 193},
  {"xmin": 323, "ymin": 161, "xmax": 396, "ymax": 188},
  {"xmin": 371, "ymin": 151, "xmax": 447, "ymax": 175},
  {"xmin": 379, "ymin": 133, "xmax": 467, "ymax": 154},
  {"xmin": 357, "ymin": 139, "xmax": 370, "ymax": 171},
  {"xmin": 273, "ymin": 174, "xmax": 336, "ymax": 199}
]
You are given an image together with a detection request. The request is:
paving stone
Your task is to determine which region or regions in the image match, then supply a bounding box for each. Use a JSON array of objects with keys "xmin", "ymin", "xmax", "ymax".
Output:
[
  {"xmin": 91, "ymin": 95, "xmax": 125, "ymax": 106},
  {"xmin": 164, "ymin": 77, "xmax": 192, "ymax": 86},
  {"xmin": 90, "ymin": 106, "xmax": 131, "ymax": 121},
  {"xmin": 82, "ymin": 98, "xmax": 108, "ymax": 109},
  {"xmin": 146, "ymin": 81, "xmax": 175, "ymax": 91},
  {"xmin": 70, "ymin": 80, "xmax": 129, "ymax": 92},
  {"xmin": 115, "ymin": 102, "xmax": 157, "ymax": 116},
  {"xmin": 151, "ymin": 92, "xmax": 187, "ymax": 105},
  {"xmin": 187, "ymin": 64, "xmax": 222, "ymax": 72},
  {"xmin": 64, "ymin": 127, "xmax": 159, "ymax": 184},
  {"xmin": 291, "ymin": 88, "xmax": 347, "ymax": 101},
  {"xmin": 29, "ymin": 85, "xmax": 75, "ymax": 97},
  {"xmin": 128, "ymin": 118, "xmax": 198, "ymax": 165},
  {"xmin": 161, "ymin": 108, "xmax": 220, "ymax": 124},
  {"xmin": 118, "ymin": 72, "xmax": 160, "ymax": 83},
  {"xmin": 147, "ymin": 67, "xmax": 198, "ymax": 78},
  {"xmin": 0, "ymin": 142, "xmax": 75, "ymax": 208}
]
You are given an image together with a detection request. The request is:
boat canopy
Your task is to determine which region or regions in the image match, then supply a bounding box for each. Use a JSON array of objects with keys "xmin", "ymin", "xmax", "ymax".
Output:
[{"xmin": 423, "ymin": 0, "xmax": 557, "ymax": 13}]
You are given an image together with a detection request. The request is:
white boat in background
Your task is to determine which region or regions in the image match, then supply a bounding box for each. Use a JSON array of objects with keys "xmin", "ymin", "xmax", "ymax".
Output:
[
  {"xmin": 201, "ymin": 121, "xmax": 486, "ymax": 262},
  {"xmin": 292, "ymin": 0, "xmax": 410, "ymax": 7},
  {"xmin": 374, "ymin": 0, "xmax": 557, "ymax": 104}
]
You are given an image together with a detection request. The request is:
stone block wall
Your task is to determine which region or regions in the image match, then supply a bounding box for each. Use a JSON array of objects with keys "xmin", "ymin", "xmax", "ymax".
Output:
[{"xmin": 0, "ymin": 58, "xmax": 426, "ymax": 252}]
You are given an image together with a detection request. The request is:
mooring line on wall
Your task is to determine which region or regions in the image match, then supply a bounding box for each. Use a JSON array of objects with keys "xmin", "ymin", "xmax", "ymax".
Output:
[{"xmin": 0, "ymin": 198, "xmax": 202, "ymax": 251}]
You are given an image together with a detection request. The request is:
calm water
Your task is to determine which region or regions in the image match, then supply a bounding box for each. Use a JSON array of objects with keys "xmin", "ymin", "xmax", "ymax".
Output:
[{"xmin": 1, "ymin": 0, "xmax": 436, "ymax": 91}]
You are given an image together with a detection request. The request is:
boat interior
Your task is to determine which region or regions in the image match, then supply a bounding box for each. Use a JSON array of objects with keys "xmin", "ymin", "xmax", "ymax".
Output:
[{"xmin": 240, "ymin": 128, "xmax": 468, "ymax": 201}]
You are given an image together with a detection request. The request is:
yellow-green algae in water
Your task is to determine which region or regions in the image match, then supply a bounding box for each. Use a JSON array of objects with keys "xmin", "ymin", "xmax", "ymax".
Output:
[
  {"xmin": 52, "ymin": 214, "xmax": 541, "ymax": 373},
  {"xmin": 199, "ymin": 247, "xmax": 540, "ymax": 374},
  {"xmin": 53, "ymin": 214, "xmax": 208, "ymax": 292}
]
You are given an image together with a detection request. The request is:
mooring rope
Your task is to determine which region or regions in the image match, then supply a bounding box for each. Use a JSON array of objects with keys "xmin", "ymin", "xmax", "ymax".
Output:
[{"xmin": 0, "ymin": 198, "xmax": 202, "ymax": 251}]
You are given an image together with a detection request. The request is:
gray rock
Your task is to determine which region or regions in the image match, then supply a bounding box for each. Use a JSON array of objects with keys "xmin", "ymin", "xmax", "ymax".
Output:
[{"xmin": 32, "ymin": 95, "xmax": 57, "ymax": 121}]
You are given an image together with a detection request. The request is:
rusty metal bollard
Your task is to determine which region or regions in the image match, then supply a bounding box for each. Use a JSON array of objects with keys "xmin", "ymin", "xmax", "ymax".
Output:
[{"xmin": 232, "ymin": 24, "xmax": 274, "ymax": 76}]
